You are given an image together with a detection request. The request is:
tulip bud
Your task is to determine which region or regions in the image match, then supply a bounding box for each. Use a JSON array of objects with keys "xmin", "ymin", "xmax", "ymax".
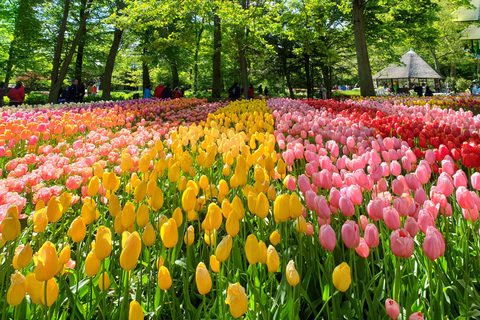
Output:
[
  {"xmin": 26, "ymin": 273, "xmax": 42, "ymax": 304},
  {"xmin": 33, "ymin": 241, "xmax": 58, "ymax": 281},
  {"xmin": 59, "ymin": 192, "xmax": 72, "ymax": 213},
  {"xmin": 258, "ymin": 241, "xmax": 267, "ymax": 264},
  {"xmin": 88, "ymin": 176, "xmax": 100, "ymax": 197},
  {"xmin": 136, "ymin": 204, "xmax": 150, "ymax": 228},
  {"xmin": 332, "ymin": 262, "xmax": 351, "ymax": 292},
  {"xmin": 151, "ymin": 186, "xmax": 164, "ymax": 211},
  {"xmin": 210, "ymin": 255, "xmax": 220, "ymax": 273},
  {"xmin": 33, "ymin": 208, "xmax": 48, "ymax": 233},
  {"xmin": 226, "ymin": 210, "xmax": 240, "ymax": 237},
  {"xmin": 385, "ymin": 298, "xmax": 400, "ymax": 319},
  {"xmin": 109, "ymin": 193, "xmax": 121, "ymax": 217},
  {"xmin": 129, "ymin": 301, "xmax": 144, "ymax": 320},
  {"xmin": 160, "ymin": 218, "xmax": 178, "ymax": 248},
  {"xmin": 7, "ymin": 271, "xmax": 27, "ymax": 306},
  {"xmin": 120, "ymin": 152, "xmax": 133, "ymax": 172},
  {"xmin": 215, "ymin": 235, "xmax": 233, "ymax": 262},
  {"xmin": 245, "ymin": 234, "xmax": 259, "ymax": 265},
  {"xmin": 58, "ymin": 244, "xmax": 71, "ymax": 265},
  {"xmin": 98, "ymin": 272, "xmax": 110, "ymax": 291},
  {"xmin": 81, "ymin": 201, "xmax": 96, "ymax": 225},
  {"xmin": 120, "ymin": 231, "xmax": 141, "ymax": 271},
  {"xmin": 40, "ymin": 278, "xmax": 59, "ymax": 307},
  {"xmin": 256, "ymin": 192, "xmax": 269, "ymax": 218},
  {"xmin": 219, "ymin": 179, "xmax": 229, "ymax": 196},
  {"xmin": 172, "ymin": 207, "xmax": 183, "ymax": 227},
  {"xmin": 143, "ymin": 222, "xmax": 156, "ymax": 247},
  {"xmin": 2, "ymin": 211, "xmax": 21, "ymax": 241},
  {"xmin": 121, "ymin": 201, "xmax": 136, "ymax": 228},
  {"xmin": 266, "ymin": 245, "xmax": 280, "ymax": 273},
  {"xmin": 195, "ymin": 262, "xmax": 212, "ymax": 295},
  {"xmin": 286, "ymin": 260, "xmax": 300, "ymax": 287},
  {"xmin": 85, "ymin": 251, "xmax": 101, "ymax": 277},
  {"xmin": 289, "ymin": 193, "xmax": 303, "ymax": 218},
  {"xmin": 225, "ymin": 283, "xmax": 248, "ymax": 318},
  {"xmin": 231, "ymin": 196, "xmax": 245, "ymax": 219},
  {"xmin": 269, "ymin": 230, "xmax": 281, "ymax": 246},
  {"xmin": 274, "ymin": 194, "xmax": 290, "ymax": 222},
  {"xmin": 93, "ymin": 162, "xmax": 104, "ymax": 178},
  {"xmin": 95, "ymin": 226, "xmax": 112, "ymax": 260},
  {"xmin": 158, "ymin": 266, "xmax": 172, "ymax": 290},
  {"xmin": 13, "ymin": 244, "xmax": 33, "ymax": 270},
  {"xmin": 182, "ymin": 187, "xmax": 196, "ymax": 212},
  {"xmin": 184, "ymin": 225, "xmax": 195, "ymax": 246},
  {"xmin": 134, "ymin": 181, "xmax": 147, "ymax": 203}
]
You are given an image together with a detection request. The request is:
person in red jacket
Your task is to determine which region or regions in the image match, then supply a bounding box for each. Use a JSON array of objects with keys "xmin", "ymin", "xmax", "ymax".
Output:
[
  {"xmin": 7, "ymin": 81, "xmax": 25, "ymax": 106},
  {"xmin": 247, "ymin": 84, "xmax": 254, "ymax": 99},
  {"xmin": 154, "ymin": 82, "xmax": 165, "ymax": 99}
]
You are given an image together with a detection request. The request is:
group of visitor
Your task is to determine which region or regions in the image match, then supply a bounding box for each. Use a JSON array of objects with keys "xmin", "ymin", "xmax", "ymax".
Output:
[
  {"xmin": 144, "ymin": 82, "xmax": 183, "ymax": 100},
  {"xmin": 57, "ymin": 79, "xmax": 89, "ymax": 104},
  {"xmin": 228, "ymin": 83, "xmax": 269, "ymax": 101},
  {"xmin": 0, "ymin": 81, "xmax": 25, "ymax": 106},
  {"xmin": 413, "ymin": 83, "xmax": 433, "ymax": 97}
]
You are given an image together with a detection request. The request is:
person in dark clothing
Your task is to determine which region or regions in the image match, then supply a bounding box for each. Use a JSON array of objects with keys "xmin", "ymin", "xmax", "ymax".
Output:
[
  {"xmin": 264, "ymin": 86, "xmax": 269, "ymax": 96},
  {"xmin": 0, "ymin": 82, "xmax": 5, "ymax": 108},
  {"xmin": 425, "ymin": 86, "xmax": 433, "ymax": 97},
  {"xmin": 7, "ymin": 81, "xmax": 25, "ymax": 106},
  {"xmin": 229, "ymin": 82, "xmax": 241, "ymax": 101},
  {"xmin": 413, "ymin": 84, "xmax": 423, "ymax": 97},
  {"xmin": 258, "ymin": 85, "xmax": 263, "ymax": 95},
  {"xmin": 162, "ymin": 83, "xmax": 172, "ymax": 99},
  {"xmin": 77, "ymin": 81, "xmax": 85, "ymax": 102},
  {"xmin": 247, "ymin": 84, "xmax": 254, "ymax": 99},
  {"xmin": 65, "ymin": 79, "xmax": 78, "ymax": 103},
  {"xmin": 57, "ymin": 87, "xmax": 67, "ymax": 104}
]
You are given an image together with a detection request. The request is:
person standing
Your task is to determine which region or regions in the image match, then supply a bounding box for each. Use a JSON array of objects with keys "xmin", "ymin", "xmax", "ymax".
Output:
[
  {"xmin": 154, "ymin": 82, "xmax": 165, "ymax": 99},
  {"xmin": 65, "ymin": 79, "xmax": 78, "ymax": 103},
  {"xmin": 320, "ymin": 84, "xmax": 327, "ymax": 100},
  {"xmin": 258, "ymin": 85, "xmax": 263, "ymax": 95},
  {"xmin": 247, "ymin": 84, "xmax": 254, "ymax": 99},
  {"xmin": 144, "ymin": 84, "xmax": 152, "ymax": 99},
  {"xmin": 264, "ymin": 86, "xmax": 269, "ymax": 96},
  {"xmin": 229, "ymin": 82, "xmax": 241, "ymax": 101},
  {"xmin": 172, "ymin": 87, "xmax": 183, "ymax": 99},
  {"xmin": 7, "ymin": 81, "xmax": 25, "ymax": 106},
  {"xmin": 0, "ymin": 82, "xmax": 5, "ymax": 107},
  {"xmin": 92, "ymin": 85, "xmax": 98, "ymax": 95},
  {"xmin": 162, "ymin": 83, "xmax": 173, "ymax": 99}
]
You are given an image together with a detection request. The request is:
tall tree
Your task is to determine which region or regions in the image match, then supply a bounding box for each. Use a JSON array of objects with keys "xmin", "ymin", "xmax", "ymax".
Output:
[{"xmin": 212, "ymin": 12, "xmax": 222, "ymax": 98}]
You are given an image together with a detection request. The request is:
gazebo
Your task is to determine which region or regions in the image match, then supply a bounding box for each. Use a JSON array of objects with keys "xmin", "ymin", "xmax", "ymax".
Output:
[{"xmin": 372, "ymin": 49, "xmax": 445, "ymax": 94}]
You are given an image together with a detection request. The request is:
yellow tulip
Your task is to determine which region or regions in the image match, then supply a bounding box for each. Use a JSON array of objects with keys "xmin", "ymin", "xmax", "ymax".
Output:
[
  {"xmin": 42, "ymin": 279, "xmax": 58, "ymax": 307},
  {"xmin": 156, "ymin": 256, "xmax": 165, "ymax": 268},
  {"xmin": 274, "ymin": 194, "xmax": 290, "ymax": 222},
  {"xmin": 120, "ymin": 231, "xmax": 142, "ymax": 271},
  {"xmin": 85, "ymin": 250, "xmax": 101, "ymax": 277},
  {"xmin": 231, "ymin": 196, "xmax": 245, "ymax": 219},
  {"xmin": 218, "ymin": 179, "xmax": 229, "ymax": 196},
  {"xmin": 59, "ymin": 192, "xmax": 72, "ymax": 213},
  {"xmin": 26, "ymin": 273, "xmax": 42, "ymax": 304},
  {"xmin": 195, "ymin": 262, "xmax": 212, "ymax": 295},
  {"xmin": 13, "ymin": 243, "xmax": 33, "ymax": 270},
  {"xmin": 88, "ymin": 176, "xmax": 100, "ymax": 197},
  {"xmin": 121, "ymin": 152, "xmax": 133, "ymax": 172},
  {"xmin": 255, "ymin": 192, "xmax": 269, "ymax": 218},
  {"xmin": 2, "ymin": 212, "xmax": 21, "ymax": 241},
  {"xmin": 258, "ymin": 241, "xmax": 267, "ymax": 264},
  {"xmin": 247, "ymin": 192, "xmax": 257, "ymax": 215},
  {"xmin": 95, "ymin": 226, "xmax": 112, "ymax": 260},
  {"xmin": 182, "ymin": 187, "xmax": 196, "ymax": 212},
  {"xmin": 108, "ymin": 193, "xmax": 121, "ymax": 217},
  {"xmin": 103, "ymin": 172, "xmax": 119, "ymax": 191},
  {"xmin": 184, "ymin": 225, "xmax": 194, "ymax": 246},
  {"xmin": 286, "ymin": 260, "xmax": 300, "ymax": 287},
  {"xmin": 222, "ymin": 164, "xmax": 230, "ymax": 176},
  {"xmin": 168, "ymin": 163, "xmax": 181, "ymax": 183},
  {"xmin": 151, "ymin": 186, "xmax": 164, "ymax": 211},
  {"xmin": 204, "ymin": 229, "xmax": 217, "ymax": 246},
  {"xmin": 121, "ymin": 201, "xmax": 136, "ymax": 228},
  {"xmin": 135, "ymin": 203, "xmax": 149, "ymax": 228},
  {"xmin": 160, "ymin": 218, "xmax": 178, "ymax": 248},
  {"xmin": 225, "ymin": 283, "xmax": 248, "ymax": 318},
  {"xmin": 98, "ymin": 272, "xmax": 110, "ymax": 291},
  {"xmin": 199, "ymin": 175, "xmax": 209, "ymax": 190},
  {"xmin": 245, "ymin": 234, "xmax": 259, "ymax": 265},
  {"xmin": 133, "ymin": 181, "xmax": 146, "ymax": 203},
  {"xmin": 93, "ymin": 162, "xmax": 104, "ymax": 178},
  {"xmin": 156, "ymin": 214, "xmax": 169, "ymax": 231},
  {"xmin": 267, "ymin": 184, "xmax": 276, "ymax": 201},
  {"xmin": 68, "ymin": 217, "xmax": 86, "ymax": 242},
  {"xmin": 289, "ymin": 193, "xmax": 303, "ymax": 218},
  {"xmin": 215, "ymin": 235, "xmax": 233, "ymax": 262},
  {"xmin": 143, "ymin": 222, "xmax": 156, "ymax": 247},
  {"xmin": 222, "ymin": 198, "xmax": 232, "ymax": 218},
  {"xmin": 226, "ymin": 210, "xmax": 240, "ymax": 237},
  {"xmin": 204, "ymin": 203, "xmax": 223, "ymax": 231},
  {"xmin": 33, "ymin": 241, "xmax": 58, "ymax": 281},
  {"xmin": 172, "ymin": 207, "xmax": 183, "ymax": 226},
  {"xmin": 81, "ymin": 201, "xmax": 96, "ymax": 225},
  {"xmin": 267, "ymin": 245, "xmax": 280, "ymax": 273},
  {"xmin": 187, "ymin": 210, "xmax": 198, "ymax": 221},
  {"xmin": 210, "ymin": 255, "xmax": 220, "ymax": 273},
  {"xmin": 147, "ymin": 179, "xmax": 156, "ymax": 197},
  {"xmin": 7, "ymin": 271, "xmax": 27, "ymax": 306},
  {"xmin": 158, "ymin": 266, "xmax": 172, "ymax": 290},
  {"xmin": 129, "ymin": 300, "xmax": 144, "ymax": 320},
  {"xmin": 332, "ymin": 262, "xmax": 351, "ymax": 292},
  {"xmin": 58, "ymin": 244, "xmax": 71, "ymax": 265},
  {"xmin": 33, "ymin": 208, "xmax": 48, "ymax": 233},
  {"xmin": 139, "ymin": 154, "xmax": 151, "ymax": 173},
  {"xmin": 178, "ymin": 176, "xmax": 187, "ymax": 192}
]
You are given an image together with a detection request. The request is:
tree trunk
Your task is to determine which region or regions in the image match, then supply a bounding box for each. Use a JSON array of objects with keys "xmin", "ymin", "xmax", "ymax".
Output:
[
  {"xmin": 171, "ymin": 63, "xmax": 179, "ymax": 88},
  {"xmin": 238, "ymin": 39, "xmax": 249, "ymax": 98},
  {"xmin": 305, "ymin": 53, "xmax": 311, "ymax": 99},
  {"xmin": 431, "ymin": 48, "xmax": 440, "ymax": 72},
  {"xmin": 450, "ymin": 64, "xmax": 456, "ymax": 79},
  {"xmin": 102, "ymin": 27, "xmax": 123, "ymax": 100},
  {"xmin": 4, "ymin": 44, "xmax": 15, "ymax": 89},
  {"xmin": 322, "ymin": 65, "xmax": 332, "ymax": 99},
  {"xmin": 281, "ymin": 53, "xmax": 294, "ymax": 99},
  {"xmin": 74, "ymin": 0, "xmax": 88, "ymax": 82},
  {"xmin": 353, "ymin": 0, "xmax": 375, "ymax": 97},
  {"xmin": 212, "ymin": 13, "xmax": 222, "ymax": 98},
  {"xmin": 193, "ymin": 27, "xmax": 204, "ymax": 93}
]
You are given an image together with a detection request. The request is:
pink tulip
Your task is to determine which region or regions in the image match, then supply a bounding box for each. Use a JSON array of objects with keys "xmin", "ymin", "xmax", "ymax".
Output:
[
  {"xmin": 341, "ymin": 220, "xmax": 360, "ymax": 249},
  {"xmin": 355, "ymin": 238, "xmax": 370, "ymax": 258},
  {"xmin": 298, "ymin": 174, "xmax": 311, "ymax": 194},
  {"xmin": 315, "ymin": 196, "xmax": 331, "ymax": 219},
  {"xmin": 409, "ymin": 312, "xmax": 424, "ymax": 320},
  {"xmin": 414, "ymin": 187, "xmax": 426, "ymax": 205},
  {"xmin": 425, "ymin": 149, "xmax": 435, "ymax": 164},
  {"xmin": 319, "ymin": 169, "xmax": 332, "ymax": 189},
  {"xmin": 377, "ymin": 179, "xmax": 388, "ymax": 193},
  {"xmin": 392, "ymin": 179, "xmax": 405, "ymax": 196},
  {"xmin": 305, "ymin": 163, "xmax": 316, "ymax": 177},
  {"xmin": 405, "ymin": 174, "xmax": 421, "ymax": 191},
  {"xmin": 367, "ymin": 198, "xmax": 385, "ymax": 221},
  {"xmin": 364, "ymin": 223, "xmax": 379, "ymax": 248},
  {"xmin": 393, "ymin": 197, "xmax": 408, "ymax": 217},
  {"xmin": 401, "ymin": 156, "xmax": 412, "ymax": 172},
  {"xmin": 418, "ymin": 210, "xmax": 435, "ymax": 234},
  {"xmin": 359, "ymin": 215, "xmax": 369, "ymax": 230},
  {"xmin": 437, "ymin": 173, "xmax": 453, "ymax": 197},
  {"xmin": 423, "ymin": 226, "xmax": 445, "ymax": 261},
  {"xmin": 390, "ymin": 161, "xmax": 401, "ymax": 176},
  {"xmin": 339, "ymin": 196, "xmax": 355, "ymax": 217},
  {"xmin": 440, "ymin": 203, "xmax": 452, "ymax": 217},
  {"xmin": 385, "ymin": 299, "xmax": 400, "ymax": 319},
  {"xmin": 285, "ymin": 176, "xmax": 296, "ymax": 191},
  {"xmin": 329, "ymin": 188, "xmax": 341, "ymax": 208},
  {"xmin": 305, "ymin": 223, "xmax": 314, "ymax": 236},
  {"xmin": 415, "ymin": 166, "xmax": 429, "ymax": 185},
  {"xmin": 369, "ymin": 164, "xmax": 383, "ymax": 182},
  {"xmin": 453, "ymin": 170, "xmax": 468, "ymax": 189},
  {"xmin": 456, "ymin": 186, "xmax": 475, "ymax": 209},
  {"xmin": 431, "ymin": 191, "xmax": 447, "ymax": 209},
  {"xmin": 471, "ymin": 172, "xmax": 480, "ymax": 190},
  {"xmin": 404, "ymin": 217, "xmax": 419, "ymax": 237},
  {"xmin": 319, "ymin": 224, "xmax": 336, "ymax": 251},
  {"xmin": 390, "ymin": 229, "xmax": 414, "ymax": 258},
  {"xmin": 347, "ymin": 185, "xmax": 362, "ymax": 205},
  {"xmin": 441, "ymin": 159, "xmax": 454, "ymax": 176},
  {"xmin": 354, "ymin": 169, "xmax": 369, "ymax": 188},
  {"xmin": 406, "ymin": 149, "xmax": 417, "ymax": 164},
  {"xmin": 463, "ymin": 205, "xmax": 479, "ymax": 222},
  {"xmin": 383, "ymin": 207, "xmax": 401, "ymax": 230}
]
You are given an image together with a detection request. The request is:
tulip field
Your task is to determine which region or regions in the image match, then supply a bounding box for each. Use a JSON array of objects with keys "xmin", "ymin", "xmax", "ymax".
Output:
[{"xmin": 1, "ymin": 96, "xmax": 480, "ymax": 320}]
